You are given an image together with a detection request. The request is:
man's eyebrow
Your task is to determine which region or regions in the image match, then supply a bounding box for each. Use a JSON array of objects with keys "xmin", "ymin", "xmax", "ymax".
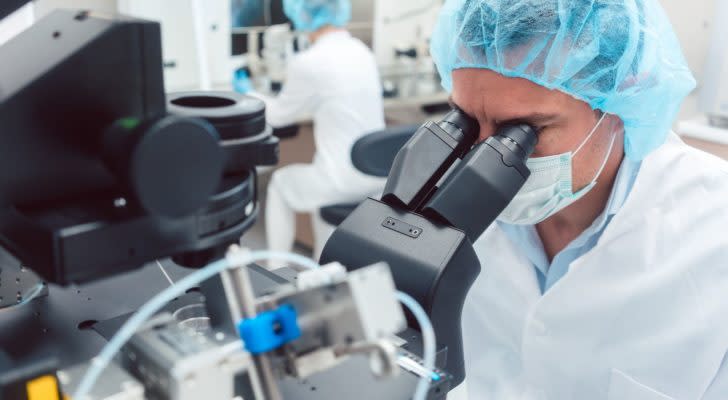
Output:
[
  {"xmin": 497, "ymin": 113, "xmax": 559, "ymax": 126},
  {"xmin": 448, "ymin": 96, "xmax": 558, "ymax": 126}
]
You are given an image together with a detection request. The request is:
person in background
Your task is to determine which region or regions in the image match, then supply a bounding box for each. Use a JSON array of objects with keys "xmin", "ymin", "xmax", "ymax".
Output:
[
  {"xmin": 260, "ymin": 0, "xmax": 385, "ymax": 260},
  {"xmin": 429, "ymin": 0, "xmax": 728, "ymax": 399}
]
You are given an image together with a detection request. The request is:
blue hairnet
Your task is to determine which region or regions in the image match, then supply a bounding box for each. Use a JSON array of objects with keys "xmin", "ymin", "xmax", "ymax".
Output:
[
  {"xmin": 431, "ymin": 0, "xmax": 696, "ymax": 160},
  {"xmin": 283, "ymin": 0, "xmax": 351, "ymax": 32}
]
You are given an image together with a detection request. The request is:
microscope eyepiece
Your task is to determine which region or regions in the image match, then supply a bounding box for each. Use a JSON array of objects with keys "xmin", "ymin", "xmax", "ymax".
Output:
[
  {"xmin": 438, "ymin": 107, "xmax": 479, "ymax": 144},
  {"xmin": 493, "ymin": 124, "xmax": 538, "ymax": 160}
]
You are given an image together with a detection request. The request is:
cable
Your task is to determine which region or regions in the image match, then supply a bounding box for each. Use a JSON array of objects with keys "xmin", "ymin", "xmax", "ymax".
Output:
[
  {"xmin": 397, "ymin": 291, "xmax": 436, "ymax": 400},
  {"xmin": 16, "ymin": 282, "xmax": 45, "ymax": 306},
  {"xmin": 73, "ymin": 252, "xmax": 433, "ymax": 400},
  {"xmin": 155, "ymin": 260, "xmax": 174, "ymax": 286},
  {"xmin": 72, "ymin": 250, "xmax": 320, "ymax": 400}
]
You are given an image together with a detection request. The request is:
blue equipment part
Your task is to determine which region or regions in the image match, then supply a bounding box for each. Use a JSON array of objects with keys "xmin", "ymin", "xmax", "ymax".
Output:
[{"xmin": 238, "ymin": 304, "xmax": 302, "ymax": 354}]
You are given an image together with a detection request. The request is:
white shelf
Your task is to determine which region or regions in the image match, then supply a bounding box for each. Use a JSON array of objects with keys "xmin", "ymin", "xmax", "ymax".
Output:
[{"xmin": 676, "ymin": 118, "xmax": 728, "ymax": 145}]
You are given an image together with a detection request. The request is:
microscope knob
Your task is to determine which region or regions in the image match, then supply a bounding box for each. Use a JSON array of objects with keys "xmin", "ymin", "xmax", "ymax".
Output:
[{"xmin": 103, "ymin": 115, "xmax": 224, "ymax": 218}]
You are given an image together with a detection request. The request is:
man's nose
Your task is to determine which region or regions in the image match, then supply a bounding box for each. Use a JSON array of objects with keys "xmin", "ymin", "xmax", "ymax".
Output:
[{"xmin": 478, "ymin": 122, "xmax": 497, "ymax": 143}]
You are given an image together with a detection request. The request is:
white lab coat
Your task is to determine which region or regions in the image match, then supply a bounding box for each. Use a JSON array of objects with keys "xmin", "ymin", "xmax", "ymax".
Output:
[
  {"xmin": 263, "ymin": 30, "xmax": 386, "ymax": 193},
  {"xmin": 262, "ymin": 31, "xmax": 386, "ymax": 257},
  {"xmin": 463, "ymin": 133, "xmax": 728, "ymax": 400}
]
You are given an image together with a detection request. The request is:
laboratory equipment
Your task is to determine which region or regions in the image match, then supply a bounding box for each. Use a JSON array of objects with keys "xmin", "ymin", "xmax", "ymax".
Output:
[
  {"xmin": 373, "ymin": 0, "xmax": 443, "ymax": 100},
  {"xmin": 234, "ymin": 23, "xmax": 297, "ymax": 95},
  {"xmin": 231, "ymin": 0, "xmax": 297, "ymax": 94},
  {"xmin": 60, "ymin": 253, "xmax": 425, "ymax": 400},
  {"xmin": 321, "ymin": 109, "xmax": 539, "ymax": 384},
  {"xmin": 0, "ymin": 5, "xmax": 452, "ymax": 399},
  {"xmin": 372, "ymin": 0, "xmax": 440, "ymax": 68},
  {"xmin": 0, "ymin": 2, "xmax": 537, "ymax": 398},
  {"xmin": 0, "ymin": 8, "xmax": 279, "ymax": 283},
  {"xmin": 261, "ymin": 23, "xmax": 295, "ymax": 92},
  {"xmin": 118, "ymin": 0, "xmax": 232, "ymax": 91}
]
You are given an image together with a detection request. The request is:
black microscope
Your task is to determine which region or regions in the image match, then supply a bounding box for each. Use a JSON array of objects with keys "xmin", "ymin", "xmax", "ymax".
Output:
[
  {"xmin": 321, "ymin": 107, "xmax": 538, "ymax": 385},
  {"xmin": 0, "ymin": 1, "xmax": 538, "ymax": 398}
]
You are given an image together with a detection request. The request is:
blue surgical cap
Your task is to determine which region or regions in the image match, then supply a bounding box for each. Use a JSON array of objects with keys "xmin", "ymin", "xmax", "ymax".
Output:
[
  {"xmin": 431, "ymin": 0, "xmax": 696, "ymax": 160},
  {"xmin": 283, "ymin": 0, "xmax": 351, "ymax": 32}
]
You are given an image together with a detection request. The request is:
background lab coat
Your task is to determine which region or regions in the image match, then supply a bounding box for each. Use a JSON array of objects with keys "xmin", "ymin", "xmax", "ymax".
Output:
[
  {"xmin": 263, "ymin": 31, "xmax": 386, "ymax": 257},
  {"xmin": 464, "ymin": 134, "xmax": 728, "ymax": 399},
  {"xmin": 264, "ymin": 30, "xmax": 386, "ymax": 193}
]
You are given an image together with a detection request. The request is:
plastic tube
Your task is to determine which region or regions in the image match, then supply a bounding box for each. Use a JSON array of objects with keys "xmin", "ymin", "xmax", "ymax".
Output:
[
  {"xmin": 73, "ymin": 252, "xmax": 435, "ymax": 400},
  {"xmin": 17, "ymin": 282, "xmax": 45, "ymax": 306},
  {"xmin": 397, "ymin": 291, "xmax": 436, "ymax": 400},
  {"xmin": 72, "ymin": 250, "xmax": 319, "ymax": 400}
]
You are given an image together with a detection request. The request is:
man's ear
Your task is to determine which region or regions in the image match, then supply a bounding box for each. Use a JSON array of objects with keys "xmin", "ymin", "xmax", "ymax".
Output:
[{"xmin": 602, "ymin": 113, "xmax": 624, "ymax": 133}]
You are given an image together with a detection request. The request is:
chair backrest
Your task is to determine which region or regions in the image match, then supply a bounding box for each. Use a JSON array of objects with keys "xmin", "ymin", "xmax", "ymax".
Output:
[{"xmin": 351, "ymin": 124, "xmax": 419, "ymax": 177}]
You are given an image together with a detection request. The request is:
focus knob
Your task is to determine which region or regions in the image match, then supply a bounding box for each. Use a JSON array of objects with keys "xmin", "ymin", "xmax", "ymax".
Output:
[{"xmin": 103, "ymin": 115, "xmax": 224, "ymax": 218}]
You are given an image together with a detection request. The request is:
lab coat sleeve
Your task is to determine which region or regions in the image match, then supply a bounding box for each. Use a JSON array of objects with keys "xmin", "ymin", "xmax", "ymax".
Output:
[
  {"xmin": 702, "ymin": 352, "xmax": 728, "ymax": 399},
  {"xmin": 253, "ymin": 58, "xmax": 318, "ymax": 128}
]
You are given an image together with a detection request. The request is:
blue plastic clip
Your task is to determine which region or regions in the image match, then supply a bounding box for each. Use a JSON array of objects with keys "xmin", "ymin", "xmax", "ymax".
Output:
[{"xmin": 237, "ymin": 304, "xmax": 301, "ymax": 354}]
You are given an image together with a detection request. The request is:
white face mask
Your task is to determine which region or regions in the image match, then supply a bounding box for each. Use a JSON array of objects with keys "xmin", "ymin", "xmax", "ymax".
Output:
[{"xmin": 497, "ymin": 113, "xmax": 616, "ymax": 225}]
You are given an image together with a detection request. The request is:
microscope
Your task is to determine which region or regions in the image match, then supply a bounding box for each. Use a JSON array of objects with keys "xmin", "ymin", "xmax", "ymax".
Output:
[
  {"xmin": 321, "ymin": 107, "xmax": 538, "ymax": 385},
  {"xmin": 0, "ymin": 2, "xmax": 537, "ymax": 399}
]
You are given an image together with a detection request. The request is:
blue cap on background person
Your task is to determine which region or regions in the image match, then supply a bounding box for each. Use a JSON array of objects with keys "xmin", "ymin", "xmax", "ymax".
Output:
[
  {"xmin": 430, "ymin": 0, "xmax": 697, "ymax": 160},
  {"xmin": 283, "ymin": 0, "xmax": 351, "ymax": 32}
]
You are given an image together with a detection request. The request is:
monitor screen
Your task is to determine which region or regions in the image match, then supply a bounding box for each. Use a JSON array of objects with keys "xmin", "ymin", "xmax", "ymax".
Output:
[{"xmin": 232, "ymin": 0, "xmax": 289, "ymax": 29}]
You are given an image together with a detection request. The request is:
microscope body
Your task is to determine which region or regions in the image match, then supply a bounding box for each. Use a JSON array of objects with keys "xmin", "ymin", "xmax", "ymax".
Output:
[
  {"xmin": 0, "ymin": 9, "xmax": 278, "ymax": 284},
  {"xmin": 321, "ymin": 109, "xmax": 538, "ymax": 384},
  {"xmin": 320, "ymin": 198, "xmax": 478, "ymax": 382}
]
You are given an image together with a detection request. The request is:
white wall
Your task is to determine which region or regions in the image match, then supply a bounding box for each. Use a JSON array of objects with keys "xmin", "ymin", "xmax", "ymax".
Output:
[
  {"xmin": 659, "ymin": 0, "xmax": 717, "ymax": 119},
  {"xmin": 27, "ymin": 0, "xmax": 721, "ymax": 116},
  {"xmin": 372, "ymin": 0, "xmax": 441, "ymax": 68},
  {"xmin": 33, "ymin": 0, "xmax": 232, "ymax": 92}
]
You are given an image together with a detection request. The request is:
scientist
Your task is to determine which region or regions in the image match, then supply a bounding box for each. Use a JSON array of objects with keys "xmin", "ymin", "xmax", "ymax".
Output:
[
  {"xmin": 430, "ymin": 0, "xmax": 728, "ymax": 399},
  {"xmin": 262, "ymin": 0, "xmax": 385, "ymax": 258}
]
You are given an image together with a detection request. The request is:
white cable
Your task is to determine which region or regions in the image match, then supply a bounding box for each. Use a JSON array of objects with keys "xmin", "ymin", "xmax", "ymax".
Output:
[
  {"xmin": 72, "ymin": 250, "xmax": 320, "ymax": 400},
  {"xmin": 397, "ymin": 291, "xmax": 436, "ymax": 400},
  {"xmin": 16, "ymin": 282, "xmax": 45, "ymax": 306},
  {"xmin": 155, "ymin": 260, "xmax": 174, "ymax": 286},
  {"xmin": 73, "ymin": 252, "xmax": 434, "ymax": 400}
]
